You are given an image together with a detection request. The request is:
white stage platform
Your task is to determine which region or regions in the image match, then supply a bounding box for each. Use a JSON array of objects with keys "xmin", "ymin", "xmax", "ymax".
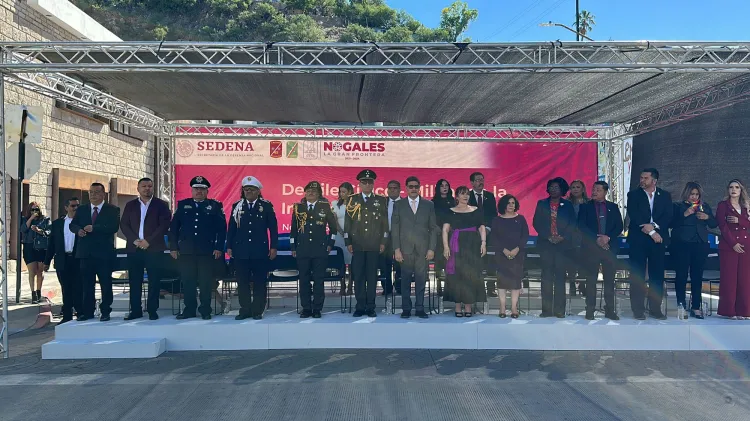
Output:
[{"xmin": 41, "ymin": 308, "xmax": 750, "ymax": 359}]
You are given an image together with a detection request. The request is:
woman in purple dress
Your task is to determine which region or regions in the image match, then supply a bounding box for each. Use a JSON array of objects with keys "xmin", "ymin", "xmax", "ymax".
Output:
[
  {"xmin": 442, "ymin": 186, "xmax": 487, "ymax": 317},
  {"xmin": 491, "ymin": 195, "xmax": 529, "ymax": 318}
]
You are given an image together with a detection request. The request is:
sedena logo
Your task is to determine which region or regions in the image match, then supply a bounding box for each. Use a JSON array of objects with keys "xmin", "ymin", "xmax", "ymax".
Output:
[{"xmin": 269, "ymin": 140, "xmax": 283, "ymax": 158}]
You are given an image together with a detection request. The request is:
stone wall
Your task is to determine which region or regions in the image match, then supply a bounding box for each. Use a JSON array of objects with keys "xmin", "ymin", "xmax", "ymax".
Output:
[{"xmin": 1, "ymin": 0, "xmax": 156, "ymax": 271}]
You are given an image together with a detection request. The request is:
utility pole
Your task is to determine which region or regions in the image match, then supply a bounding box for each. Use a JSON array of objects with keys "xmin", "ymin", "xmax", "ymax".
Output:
[{"xmin": 576, "ymin": 0, "xmax": 581, "ymax": 41}]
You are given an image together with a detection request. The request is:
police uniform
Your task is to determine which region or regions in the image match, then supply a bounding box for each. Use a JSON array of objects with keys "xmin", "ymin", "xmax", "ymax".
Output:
[
  {"xmin": 290, "ymin": 181, "xmax": 338, "ymax": 317},
  {"xmin": 345, "ymin": 169, "xmax": 388, "ymax": 316},
  {"xmin": 168, "ymin": 176, "xmax": 227, "ymax": 319},
  {"xmin": 227, "ymin": 176, "xmax": 279, "ymax": 320}
]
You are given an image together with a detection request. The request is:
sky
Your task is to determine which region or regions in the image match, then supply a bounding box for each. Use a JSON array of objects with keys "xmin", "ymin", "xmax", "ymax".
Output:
[{"xmin": 385, "ymin": 0, "xmax": 749, "ymax": 42}]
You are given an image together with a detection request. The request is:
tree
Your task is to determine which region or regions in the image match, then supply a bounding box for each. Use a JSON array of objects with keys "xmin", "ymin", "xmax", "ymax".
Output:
[
  {"xmin": 382, "ymin": 26, "xmax": 413, "ymax": 42},
  {"xmin": 282, "ymin": 15, "xmax": 326, "ymax": 41},
  {"xmin": 576, "ymin": 10, "xmax": 596, "ymax": 37},
  {"xmin": 152, "ymin": 25, "xmax": 168, "ymax": 41},
  {"xmin": 338, "ymin": 23, "xmax": 381, "ymax": 42},
  {"xmin": 439, "ymin": 0, "xmax": 478, "ymax": 42},
  {"xmin": 413, "ymin": 26, "xmax": 451, "ymax": 42}
]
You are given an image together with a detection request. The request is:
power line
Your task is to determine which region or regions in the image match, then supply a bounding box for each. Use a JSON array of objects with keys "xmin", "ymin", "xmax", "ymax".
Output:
[
  {"xmin": 508, "ymin": 0, "xmax": 568, "ymax": 41},
  {"xmin": 482, "ymin": 0, "xmax": 548, "ymax": 41}
]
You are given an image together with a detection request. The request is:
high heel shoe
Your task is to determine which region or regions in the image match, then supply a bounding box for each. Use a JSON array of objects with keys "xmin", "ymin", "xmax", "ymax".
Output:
[
  {"xmin": 499, "ymin": 312, "xmax": 507, "ymax": 318},
  {"xmin": 511, "ymin": 312, "xmax": 519, "ymax": 319},
  {"xmin": 689, "ymin": 309, "xmax": 704, "ymax": 319}
]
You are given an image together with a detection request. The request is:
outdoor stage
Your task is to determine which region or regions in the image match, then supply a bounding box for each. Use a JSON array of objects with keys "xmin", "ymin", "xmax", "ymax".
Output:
[{"xmin": 42, "ymin": 308, "xmax": 750, "ymax": 359}]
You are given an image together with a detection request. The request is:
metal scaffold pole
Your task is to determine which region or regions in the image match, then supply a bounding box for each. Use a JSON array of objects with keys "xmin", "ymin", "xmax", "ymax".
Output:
[{"xmin": 1, "ymin": 76, "xmax": 9, "ymax": 359}]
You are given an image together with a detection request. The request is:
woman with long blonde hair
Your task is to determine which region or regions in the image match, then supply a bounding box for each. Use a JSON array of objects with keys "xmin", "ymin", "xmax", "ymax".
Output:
[
  {"xmin": 716, "ymin": 179, "xmax": 750, "ymax": 319},
  {"xmin": 567, "ymin": 180, "xmax": 588, "ymax": 296}
]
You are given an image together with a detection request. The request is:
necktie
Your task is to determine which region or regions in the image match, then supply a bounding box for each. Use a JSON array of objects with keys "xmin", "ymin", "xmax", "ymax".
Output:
[
  {"xmin": 92, "ymin": 206, "xmax": 99, "ymax": 224},
  {"xmin": 364, "ymin": 196, "xmax": 369, "ymax": 204},
  {"xmin": 476, "ymin": 193, "xmax": 483, "ymax": 209},
  {"xmin": 410, "ymin": 200, "xmax": 417, "ymax": 214},
  {"xmin": 308, "ymin": 204, "xmax": 313, "ymax": 212}
]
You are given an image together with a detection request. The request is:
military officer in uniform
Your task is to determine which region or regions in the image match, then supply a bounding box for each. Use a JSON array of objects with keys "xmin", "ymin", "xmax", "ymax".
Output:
[
  {"xmin": 169, "ymin": 176, "xmax": 226, "ymax": 320},
  {"xmin": 345, "ymin": 169, "xmax": 388, "ymax": 317},
  {"xmin": 291, "ymin": 181, "xmax": 338, "ymax": 318},
  {"xmin": 227, "ymin": 175, "xmax": 278, "ymax": 320}
]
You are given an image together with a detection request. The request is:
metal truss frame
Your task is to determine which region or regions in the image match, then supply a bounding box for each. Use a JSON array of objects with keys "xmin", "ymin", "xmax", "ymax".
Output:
[
  {"xmin": 1, "ymin": 42, "xmax": 750, "ymax": 74},
  {"xmin": 1, "ymin": 78, "xmax": 8, "ymax": 358}
]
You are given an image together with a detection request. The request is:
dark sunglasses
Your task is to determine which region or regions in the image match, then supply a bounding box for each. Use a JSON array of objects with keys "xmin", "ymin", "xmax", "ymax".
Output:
[
  {"xmin": 68, "ymin": 204, "xmax": 79, "ymax": 208},
  {"xmin": 31, "ymin": 208, "xmax": 40, "ymax": 212},
  {"xmin": 360, "ymin": 180, "xmax": 374, "ymax": 185}
]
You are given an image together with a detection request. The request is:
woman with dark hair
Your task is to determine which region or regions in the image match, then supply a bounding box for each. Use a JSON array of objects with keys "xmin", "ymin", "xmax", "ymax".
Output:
[
  {"xmin": 442, "ymin": 185, "xmax": 487, "ymax": 317},
  {"xmin": 716, "ymin": 179, "xmax": 750, "ymax": 319},
  {"xmin": 332, "ymin": 181, "xmax": 355, "ymax": 295},
  {"xmin": 567, "ymin": 180, "xmax": 588, "ymax": 296},
  {"xmin": 533, "ymin": 177, "xmax": 575, "ymax": 317},
  {"xmin": 671, "ymin": 181, "xmax": 717, "ymax": 319},
  {"xmin": 432, "ymin": 179, "xmax": 455, "ymax": 295},
  {"xmin": 491, "ymin": 194, "xmax": 529, "ymax": 318},
  {"xmin": 20, "ymin": 201, "xmax": 51, "ymax": 303}
]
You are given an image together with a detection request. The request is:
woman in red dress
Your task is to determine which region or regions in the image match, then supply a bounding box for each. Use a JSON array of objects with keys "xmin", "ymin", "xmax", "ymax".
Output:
[{"xmin": 716, "ymin": 179, "xmax": 750, "ymax": 319}]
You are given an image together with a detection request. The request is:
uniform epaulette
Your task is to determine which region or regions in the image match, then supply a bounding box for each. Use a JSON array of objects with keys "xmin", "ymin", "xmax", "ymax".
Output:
[
  {"xmin": 232, "ymin": 199, "xmax": 244, "ymax": 207},
  {"xmin": 260, "ymin": 198, "xmax": 273, "ymax": 206}
]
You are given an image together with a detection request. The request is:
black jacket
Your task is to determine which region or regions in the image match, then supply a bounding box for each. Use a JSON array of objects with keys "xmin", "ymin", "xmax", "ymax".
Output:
[
  {"xmin": 577, "ymin": 200, "xmax": 624, "ymax": 253},
  {"xmin": 290, "ymin": 200, "xmax": 336, "ymax": 258},
  {"xmin": 44, "ymin": 216, "xmax": 78, "ymax": 270},
  {"xmin": 671, "ymin": 201, "xmax": 718, "ymax": 243},
  {"xmin": 169, "ymin": 198, "xmax": 227, "ymax": 256},
  {"xmin": 468, "ymin": 189, "xmax": 497, "ymax": 227},
  {"xmin": 69, "ymin": 202, "xmax": 120, "ymax": 259},
  {"xmin": 532, "ymin": 198, "xmax": 576, "ymax": 249},
  {"xmin": 625, "ymin": 188, "xmax": 673, "ymax": 246}
]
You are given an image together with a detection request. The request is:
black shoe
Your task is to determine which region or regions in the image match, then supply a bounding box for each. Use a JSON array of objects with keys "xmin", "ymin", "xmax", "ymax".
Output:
[
  {"xmin": 124, "ymin": 312, "xmax": 143, "ymax": 321},
  {"xmin": 634, "ymin": 313, "xmax": 646, "ymax": 320},
  {"xmin": 539, "ymin": 312, "xmax": 553, "ymax": 318},
  {"xmin": 555, "ymin": 313, "xmax": 565, "ymax": 318},
  {"xmin": 201, "ymin": 314, "xmax": 212, "ymax": 320},
  {"xmin": 176, "ymin": 313, "xmax": 196, "ymax": 320},
  {"xmin": 415, "ymin": 311, "xmax": 429, "ymax": 319},
  {"xmin": 499, "ymin": 312, "xmax": 507, "ymax": 318},
  {"xmin": 487, "ymin": 289, "xmax": 498, "ymax": 297},
  {"xmin": 690, "ymin": 309, "xmax": 704, "ymax": 320},
  {"xmin": 76, "ymin": 315, "xmax": 91, "ymax": 321},
  {"xmin": 300, "ymin": 310, "xmax": 313, "ymax": 319},
  {"xmin": 605, "ymin": 312, "xmax": 620, "ymax": 321},
  {"xmin": 312, "ymin": 310, "xmax": 322, "ymax": 319},
  {"xmin": 31, "ymin": 291, "xmax": 39, "ymax": 304},
  {"xmin": 252, "ymin": 314, "xmax": 263, "ymax": 320},
  {"xmin": 366, "ymin": 310, "xmax": 377, "ymax": 318},
  {"xmin": 650, "ymin": 311, "xmax": 667, "ymax": 320},
  {"xmin": 58, "ymin": 318, "xmax": 72, "ymax": 325},
  {"xmin": 585, "ymin": 311, "xmax": 595, "ymax": 320},
  {"xmin": 148, "ymin": 313, "xmax": 159, "ymax": 321},
  {"xmin": 99, "ymin": 315, "xmax": 111, "ymax": 322},
  {"xmin": 235, "ymin": 314, "xmax": 251, "ymax": 320},
  {"xmin": 353, "ymin": 310, "xmax": 365, "ymax": 317},
  {"xmin": 400, "ymin": 311, "xmax": 411, "ymax": 319}
]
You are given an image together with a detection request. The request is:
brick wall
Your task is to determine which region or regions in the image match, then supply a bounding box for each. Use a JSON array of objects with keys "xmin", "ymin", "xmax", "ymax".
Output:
[{"xmin": 1, "ymin": 0, "xmax": 156, "ymax": 271}]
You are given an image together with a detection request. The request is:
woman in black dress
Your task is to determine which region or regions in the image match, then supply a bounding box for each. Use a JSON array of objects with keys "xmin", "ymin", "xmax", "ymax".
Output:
[
  {"xmin": 442, "ymin": 186, "xmax": 487, "ymax": 317},
  {"xmin": 432, "ymin": 179, "xmax": 456, "ymax": 295},
  {"xmin": 491, "ymin": 195, "xmax": 529, "ymax": 318}
]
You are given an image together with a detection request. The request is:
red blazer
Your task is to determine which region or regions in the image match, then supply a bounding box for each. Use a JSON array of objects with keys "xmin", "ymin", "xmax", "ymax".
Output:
[
  {"xmin": 120, "ymin": 197, "xmax": 172, "ymax": 253},
  {"xmin": 716, "ymin": 200, "xmax": 750, "ymax": 251}
]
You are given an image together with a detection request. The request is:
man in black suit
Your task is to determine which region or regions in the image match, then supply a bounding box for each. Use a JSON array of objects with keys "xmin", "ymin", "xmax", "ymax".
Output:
[
  {"xmin": 578, "ymin": 181, "xmax": 623, "ymax": 320},
  {"xmin": 120, "ymin": 178, "xmax": 172, "ymax": 321},
  {"xmin": 44, "ymin": 197, "xmax": 81, "ymax": 324},
  {"xmin": 468, "ymin": 172, "xmax": 498, "ymax": 296},
  {"xmin": 626, "ymin": 168, "xmax": 673, "ymax": 320},
  {"xmin": 70, "ymin": 183, "xmax": 121, "ymax": 322}
]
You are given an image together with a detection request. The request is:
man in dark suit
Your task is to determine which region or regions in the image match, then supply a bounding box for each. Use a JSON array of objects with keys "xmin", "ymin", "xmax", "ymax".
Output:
[
  {"xmin": 170, "ymin": 176, "xmax": 227, "ymax": 320},
  {"xmin": 290, "ymin": 181, "xmax": 337, "ymax": 319},
  {"xmin": 345, "ymin": 169, "xmax": 388, "ymax": 317},
  {"xmin": 70, "ymin": 183, "xmax": 120, "ymax": 322},
  {"xmin": 533, "ymin": 177, "xmax": 576, "ymax": 317},
  {"xmin": 120, "ymin": 177, "xmax": 172, "ymax": 321},
  {"xmin": 391, "ymin": 176, "xmax": 437, "ymax": 319},
  {"xmin": 578, "ymin": 181, "xmax": 623, "ymax": 320},
  {"xmin": 468, "ymin": 171, "xmax": 498, "ymax": 296},
  {"xmin": 626, "ymin": 168, "xmax": 674, "ymax": 320},
  {"xmin": 44, "ymin": 197, "xmax": 80, "ymax": 324}
]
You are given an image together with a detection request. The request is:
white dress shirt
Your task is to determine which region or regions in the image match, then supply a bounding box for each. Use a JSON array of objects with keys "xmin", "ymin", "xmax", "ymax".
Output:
[
  {"xmin": 63, "ymin": 216, "xmax": 75, "ymax": 253},
  {"xmin": 91, "ymin": 203, "xmax": 102, "ymax": 217},
  {"xmin": 645, "ymin": 189, "xmax": 658, "ymax": 228},
  {"xmin": 138, "ymin": 197, "xmax": 152, "ymax": 240},
  {"xmin": 306, "ymin": 201, "xmax": 317, "ymax": 211}
]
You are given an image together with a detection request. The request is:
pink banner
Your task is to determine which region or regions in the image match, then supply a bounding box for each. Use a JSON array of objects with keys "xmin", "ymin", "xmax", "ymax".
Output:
[{"xmin": 174, "ymin": 138, "xmax": 597, "ymax": 233}]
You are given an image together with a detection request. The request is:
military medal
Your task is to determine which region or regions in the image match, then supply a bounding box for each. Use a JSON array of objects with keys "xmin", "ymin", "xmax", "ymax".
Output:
[{"xmin": 259, "ymin": 205, "xmax": 264, "ymax": 213}]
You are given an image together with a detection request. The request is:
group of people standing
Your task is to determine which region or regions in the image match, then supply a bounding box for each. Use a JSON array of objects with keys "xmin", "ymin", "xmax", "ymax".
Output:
[{"xmin": 20, "ymin": 167, "xmax": 750, "ymax": 323}]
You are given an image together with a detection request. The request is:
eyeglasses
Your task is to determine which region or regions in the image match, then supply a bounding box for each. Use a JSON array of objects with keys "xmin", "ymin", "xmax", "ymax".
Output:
[
  {"xmin": 360, "ymin": 180, "xmax": 374, "ymax": 185},
  {"xmin": 68, "ymin": 204, "xmax": 79, "ymax": 208},
  {"xmin": 31, "ymin": 208, "xmax": 40, "ymax": 212},
  {"xmin": 406, "ymin": 185, "xmax": 420, "ymax": 189}
]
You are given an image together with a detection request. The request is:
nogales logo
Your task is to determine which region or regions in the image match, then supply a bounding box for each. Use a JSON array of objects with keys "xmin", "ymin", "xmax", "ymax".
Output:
[{"xmin": 322, "ymin": 141, "xmax": 386, "ymax": 157}]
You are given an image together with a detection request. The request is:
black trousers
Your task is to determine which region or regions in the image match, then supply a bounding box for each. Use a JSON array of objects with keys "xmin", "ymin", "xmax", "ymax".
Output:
[
  {"xmin": 80, "ymin": 257, "xmax": 113, "ymax": 318},
  {"xmin": 629, "ymin": 240, "xmax": 666, "ymax": 316},
  {"xmin": 540, "ymin": 244, "xmax": 568, "ymax": 315},
  {"xmin": 672, "ymin": 240, "xmax": 708, "ymax": 310},
  {"xmin": 379, "ymin": 252, "xmax": 401, "ymax": 294},
  {"xmin": 298, "ymin": 256, "xmax": 327, "ymax": 311},
  {"xmin": 353, "ymin": 250, "xmax": 380, "ymax": 312},
  {"xmin": 58, "ymin": 254, "xmax": 81, "ymax": 320},
  {"xmin": 567, "ymin": 246, "xmax": 583, "ymax": 295},
  {"xmin": 583, "ymin": 246, "xmax": 616, "ymax": 313},
  {"xmin": 180, "ymin": 254, "xmax": 215, "ymax": 317},
  {"xmin": 400, "ymin": 252, "xmax": 427, "ymax": 313},
  {"xmin": 128, "ymin": 250, "xmax": 163, "ymax": 315},
  {"xmin": 235, "ymin": 258, "xmax": 268, "ymax": 317}
]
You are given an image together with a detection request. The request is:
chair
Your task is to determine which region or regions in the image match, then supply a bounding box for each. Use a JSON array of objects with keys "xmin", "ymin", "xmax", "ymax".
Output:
[
  {"xmin": 111, "ymin": 250, "xmax": 139, "ymax": 313},
  {"xmin": 267, "ymin": 251, "xmax": 300, "ymax": 313},
  {"xmin": 324, "ymin": 247, "xmax": 347, "ymax": 313}
]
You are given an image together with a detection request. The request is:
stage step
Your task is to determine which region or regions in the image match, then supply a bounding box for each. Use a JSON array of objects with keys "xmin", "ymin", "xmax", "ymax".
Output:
[{"xmin": 41, "ymin": 338, "xmax": 166, "ymax": 360}]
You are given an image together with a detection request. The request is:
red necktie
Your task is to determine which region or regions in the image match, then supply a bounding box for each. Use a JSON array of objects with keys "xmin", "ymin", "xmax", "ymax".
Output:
[{"xmin": 92, "ymin": 207, "xmax": 99, "ymax": 224}]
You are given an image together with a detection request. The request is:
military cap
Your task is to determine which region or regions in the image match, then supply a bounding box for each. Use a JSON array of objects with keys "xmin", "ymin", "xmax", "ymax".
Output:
[
  {"xmin": 304, "ymin": 181, "xmax": 321, "ymax": 191},
  {"xmin": 356, "ymin": 169, "xmax": 377, "ymax": 181},
  {"xmin": 242, "ymin": 175, "xmax": 263, "ymax": 189},
  {"xmin": 190, "ymin": 175, "xmax": 210, "ymax": 189}
]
